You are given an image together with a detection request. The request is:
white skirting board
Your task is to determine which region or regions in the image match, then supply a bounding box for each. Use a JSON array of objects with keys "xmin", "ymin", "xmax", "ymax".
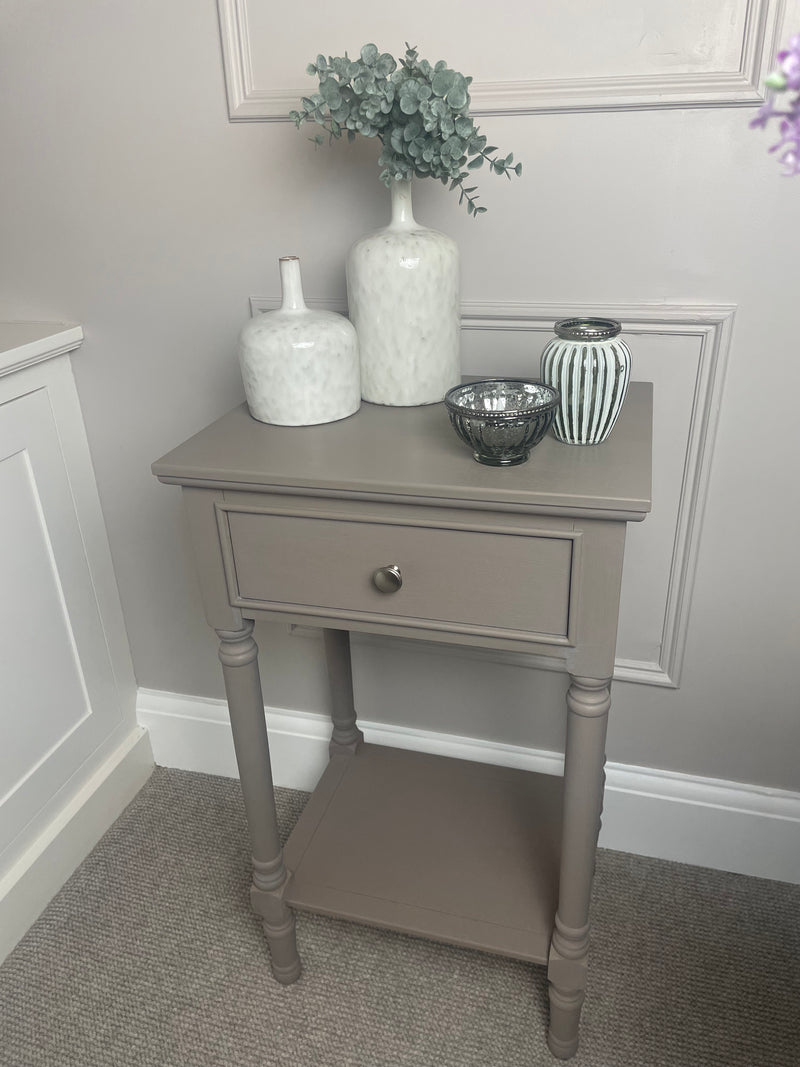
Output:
[
  {"xmin": 0, "ymin": 727, "xmax": 155, "ymax": 964},
  {"xmin": 137, "ymin": 689, "xmax": 800, "ymax": 887}
]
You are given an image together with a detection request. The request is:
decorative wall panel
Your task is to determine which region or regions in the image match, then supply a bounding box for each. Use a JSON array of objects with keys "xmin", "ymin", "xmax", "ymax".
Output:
[
  {"xmin": 218, "ymin": 0, "xmax": 787, "ymax": 119},
  {"xmin": 0, "ymin": 324, "xmax": 144, "ymax": 910}
]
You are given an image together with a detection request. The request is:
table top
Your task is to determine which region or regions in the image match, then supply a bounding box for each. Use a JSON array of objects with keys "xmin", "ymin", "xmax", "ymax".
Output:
[{"xmin": 153, "ymin": 381, "xmax": 652, "ymax": 519}]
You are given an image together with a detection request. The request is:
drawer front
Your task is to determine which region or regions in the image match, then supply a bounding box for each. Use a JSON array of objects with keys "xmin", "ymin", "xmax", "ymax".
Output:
[{"xmin": 222, "ymin": 507, "xmax": 578, "ymax": 642}]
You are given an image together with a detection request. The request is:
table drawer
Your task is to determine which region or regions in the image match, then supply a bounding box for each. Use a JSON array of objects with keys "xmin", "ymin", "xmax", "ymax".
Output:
[{"xmin": 222, "ymin": 506, "xmax": 578, "ymax": 641}]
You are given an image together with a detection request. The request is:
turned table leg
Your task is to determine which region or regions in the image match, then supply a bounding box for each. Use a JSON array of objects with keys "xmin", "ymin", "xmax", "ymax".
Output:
[
  {"xmin": 323, "ymin": 629, "xmax": 364, "ymax": 756},
  {"xmin": 547, "ymin": 675, "xmax": 611, "ymax": 1059},
  {"xmin": 217, "ymin": 622, "xmax": 301, "ymax": 984}
]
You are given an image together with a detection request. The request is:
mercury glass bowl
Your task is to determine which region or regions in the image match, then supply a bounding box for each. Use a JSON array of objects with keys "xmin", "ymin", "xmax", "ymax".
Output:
[{"xmin": 444, "ymin": 378, "xmax": 560, "ymax": 466}]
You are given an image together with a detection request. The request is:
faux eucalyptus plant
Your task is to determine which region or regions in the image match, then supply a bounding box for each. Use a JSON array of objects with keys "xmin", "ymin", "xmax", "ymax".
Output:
[{"xmin": 289, "ymin": 43, "xmax": 521, "ymax": 216}]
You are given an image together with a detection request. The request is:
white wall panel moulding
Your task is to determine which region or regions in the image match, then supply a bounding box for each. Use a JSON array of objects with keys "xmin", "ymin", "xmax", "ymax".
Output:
[
  {"xmin": 0, "ymin": 319, "xmax": 144, "ymax": 960},
  {"xmin": 0, "ymin": 322, "xmax": 83, "ymax": 378},
  {"xmin": 217, "ymin": 0, "xmax": 789, "ymax": 119},
  {"xmin": 251, "ymin": 298, "xmax": 735, "ymax": 690},
  {"xmin": 137, "ymin": 690, "xmax": 800, "ymax": 886}
]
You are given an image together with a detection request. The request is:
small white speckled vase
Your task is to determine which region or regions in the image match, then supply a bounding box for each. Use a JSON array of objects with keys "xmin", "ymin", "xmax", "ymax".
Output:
[
  {"xmin": 346, "ymin": 178, "xmax": 460, "ymax": 406},
  {"xmin": 238, "ymin": 256, "xmax": 360, "ymax": 426}
]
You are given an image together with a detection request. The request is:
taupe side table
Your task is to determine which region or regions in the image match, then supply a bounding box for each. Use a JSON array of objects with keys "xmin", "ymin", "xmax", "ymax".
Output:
[{"xmin": 153, "ymin": 382, "xmax": 652, "ymax": 1059}]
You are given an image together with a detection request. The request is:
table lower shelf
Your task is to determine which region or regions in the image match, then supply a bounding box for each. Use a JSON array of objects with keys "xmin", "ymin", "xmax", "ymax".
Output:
[{"xmin": 282, "ymin": 743, "xmax": 563, "ymax": 964}]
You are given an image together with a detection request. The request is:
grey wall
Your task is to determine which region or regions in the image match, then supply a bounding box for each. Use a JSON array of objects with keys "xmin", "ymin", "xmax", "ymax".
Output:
[{"xmin": 2, "ymin": 0, "xmax": 798, "ymax": 792}]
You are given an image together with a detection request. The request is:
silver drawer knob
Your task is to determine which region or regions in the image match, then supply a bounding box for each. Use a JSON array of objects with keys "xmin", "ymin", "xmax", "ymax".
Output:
[{"xmin": 372, "ymin": 564, "xmax": 403, "ymax": 594}]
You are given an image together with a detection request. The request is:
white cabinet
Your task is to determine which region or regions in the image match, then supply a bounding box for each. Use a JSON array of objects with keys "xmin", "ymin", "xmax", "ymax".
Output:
[{"xmin": 0, "ymin": 322, "xmax": 153, "ymax": 961}]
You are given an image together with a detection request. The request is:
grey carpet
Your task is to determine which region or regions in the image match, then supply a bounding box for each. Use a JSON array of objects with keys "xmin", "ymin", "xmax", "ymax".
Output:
[{"xmin": 1, "ymin": 766, "xmax": 798, "ymax": 1067}]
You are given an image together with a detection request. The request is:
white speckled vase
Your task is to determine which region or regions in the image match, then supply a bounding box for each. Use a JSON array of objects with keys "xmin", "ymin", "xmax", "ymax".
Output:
[
  {"xmin": 346, "ymin": 178, "xmax": 460, "ymax": 406},
  {"xmin": 539, "ymin": 318, "xmax": 632, "ymax": 445},
  {"xmin": 238, "ymin": 256, "xmax": 360, "ymax": 426}
]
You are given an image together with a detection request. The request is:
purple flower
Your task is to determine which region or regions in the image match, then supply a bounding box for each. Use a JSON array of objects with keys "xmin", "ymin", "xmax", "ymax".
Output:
[
  {"xmin": 777, "ymin": 34, "xmax": 800, "ymax": 90},
  {"xmin": 753, "ymin": 34, "xmax": 800, "ymax": 174},
  {"xmin": 768, "ymin": 116, "xmax": 800, "ymax": 174},
  {"xmin": 750, "ymin": 98, "xmax": 779, "ymax": 128}
]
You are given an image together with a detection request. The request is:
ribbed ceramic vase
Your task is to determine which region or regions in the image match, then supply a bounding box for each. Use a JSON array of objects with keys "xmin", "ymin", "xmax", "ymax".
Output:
[
  {"xmin": 346, "ymin": 178, "xmax": 460, "ymax": 406},
  {"xmin": 238, "ymin": 256, "xmax": 360, "ymax": 426},
  {"xmin": 539, "ymin": 318, "xmax": 632, "ymax": 445}
]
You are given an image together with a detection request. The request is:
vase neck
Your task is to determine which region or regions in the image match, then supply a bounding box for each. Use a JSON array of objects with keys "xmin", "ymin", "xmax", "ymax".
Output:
[
  {"xmin": 389, "ymin": 179, "xmax": 416, "ymax": 229},
  {"xmin": 279, "ymin": 256, "xmax": 307, "ymax": 311}
]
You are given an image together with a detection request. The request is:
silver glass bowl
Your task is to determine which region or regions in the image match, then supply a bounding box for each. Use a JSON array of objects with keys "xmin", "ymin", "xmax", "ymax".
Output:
[{"xmin": 444, "ymin": 378, "xmax": 560, "ymax": 466}]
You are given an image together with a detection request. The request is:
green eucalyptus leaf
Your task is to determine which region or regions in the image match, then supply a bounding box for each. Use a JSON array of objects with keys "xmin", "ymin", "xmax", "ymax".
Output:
[
  {"xmin": 467, "ymin": 155, "xmax": 484, "ymax": 169},
  {"xmin": 455, "ymin": 116, "xmax": 473, "ymax": 138},
  {"xmin": 431, "ymin": 70, "xmax": 455, "ymax": 96},
  {"xmin": 399, "ymin": 94, "xmax": 419, "ymax": 115},
  {"xmin": 445, "ymin": 84, "xmax": 468, "ymax": 110},
  {"xmin": 403, "ymin": 118, "xmax": 422, "ymax": 140},
  {"xmin": 376, "ymin": 53, "xmax": 396, "ymax": 77},
  {"xmin": 360, "ymin": 43, "xmax": 379, "ymax": 64},
  {"xmin": 319, "ymin": 79, "xmax": 342, "ymax": 105}
]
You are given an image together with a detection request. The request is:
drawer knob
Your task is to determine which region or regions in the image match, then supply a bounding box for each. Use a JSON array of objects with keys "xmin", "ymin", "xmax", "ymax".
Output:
[{"xmin": 373, "ymin": 564, "xmax": 403, "ymax": 594}]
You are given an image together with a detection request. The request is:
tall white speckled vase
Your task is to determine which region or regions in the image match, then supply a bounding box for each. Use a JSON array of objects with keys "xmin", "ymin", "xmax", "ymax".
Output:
[
  {"xmin": 238, "ymin": 256, "xmax": 360, "ymax": 426},
  {"xmin": 346, "ymin": 178, "xmax": 460, "ymax": 406}
]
